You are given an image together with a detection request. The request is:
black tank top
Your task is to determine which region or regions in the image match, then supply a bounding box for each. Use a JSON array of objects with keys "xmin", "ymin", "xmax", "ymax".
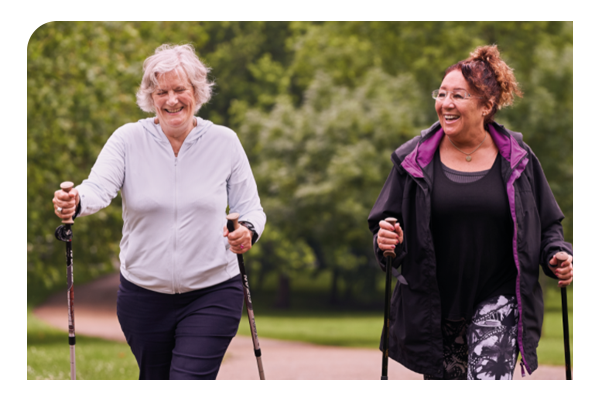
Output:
[{"xmin": 431, "ymin": 149, "xmax": 517, "ymax": 320}]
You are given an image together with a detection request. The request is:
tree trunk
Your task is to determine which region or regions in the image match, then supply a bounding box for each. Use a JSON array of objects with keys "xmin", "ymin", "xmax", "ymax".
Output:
[
  {"xmin": 330, "ymin": 268, "xmax": 339, "ymax": 305},
  {"xmin": 274, "ymin": 273, "xmax": 290, "ymax": 309},
  {"xmin": 344, "ymin": 276, "xmax": 353, "ymax": 304}
]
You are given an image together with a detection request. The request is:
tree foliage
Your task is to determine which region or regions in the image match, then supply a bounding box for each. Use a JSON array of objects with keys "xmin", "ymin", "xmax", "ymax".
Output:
[
  {"xmin": 28, "ymin": 22, "xmax": 572, "ymax": 306},
  {"xmin": 238, "ymin": 69, "xmax": 425, "ymax": 303}
]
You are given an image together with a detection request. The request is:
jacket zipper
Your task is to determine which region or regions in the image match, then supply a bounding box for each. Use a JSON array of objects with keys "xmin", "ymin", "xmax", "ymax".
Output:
[
  {"xmin": 409, "ymin": 166, "xmax": 443, "ymax": 374},
  {"xmin": 173, "ymin": 156, "xmax": 179, "ymax": 293}
]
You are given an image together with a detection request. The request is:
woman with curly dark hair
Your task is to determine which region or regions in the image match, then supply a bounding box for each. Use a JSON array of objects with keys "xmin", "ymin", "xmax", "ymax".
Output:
[{"xmin": 368, "ymin": 45, "xmax": 573, "ymax": 380}]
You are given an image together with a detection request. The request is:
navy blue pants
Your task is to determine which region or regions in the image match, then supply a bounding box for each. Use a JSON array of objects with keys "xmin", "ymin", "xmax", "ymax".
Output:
[{"xmin": 117, "ymin": 273, "xmax": 244, "ymax": 380}]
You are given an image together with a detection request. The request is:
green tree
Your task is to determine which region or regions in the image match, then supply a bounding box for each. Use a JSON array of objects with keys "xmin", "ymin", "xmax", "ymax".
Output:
[{"xmin": 28, "ymin": 22, "xmax": 149, "ymax": 302}]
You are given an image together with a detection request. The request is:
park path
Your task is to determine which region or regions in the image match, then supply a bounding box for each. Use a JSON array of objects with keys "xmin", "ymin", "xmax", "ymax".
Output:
[{"xmin": 33, "ymin": 272, "xmax": 567, "ymax": 380}]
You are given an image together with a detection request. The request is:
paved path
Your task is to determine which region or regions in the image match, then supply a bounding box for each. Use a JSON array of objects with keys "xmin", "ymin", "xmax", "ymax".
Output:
[{"xmin": 33, "ymin": 272, "xmax": 568, "ymax": 380}]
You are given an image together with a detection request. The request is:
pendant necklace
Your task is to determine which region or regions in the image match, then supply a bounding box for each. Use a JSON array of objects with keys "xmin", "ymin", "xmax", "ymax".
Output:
[{"xmin": 447, "ymin": 132, "xmax": 487, "ymax": 162}]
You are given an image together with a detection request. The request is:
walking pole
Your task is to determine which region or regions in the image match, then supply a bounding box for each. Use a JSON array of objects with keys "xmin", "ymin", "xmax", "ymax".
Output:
[
  {"xmin": 381, "ymin": 217, "xmax": 397, "ymax": 380},
  {"xmin": 226, "ymin": 213, "xmax": 265, "ymax": 380},
  {"xmin": 561, "ymin": 286, "xmax": 572, "ymax": 380},
  {"xmin": 54, "ymin": 181, "xmax": 77, "ymax": 380},
  {"xmin": 556, "ymin": 254, "xmax": 572, "ymax": 380}
]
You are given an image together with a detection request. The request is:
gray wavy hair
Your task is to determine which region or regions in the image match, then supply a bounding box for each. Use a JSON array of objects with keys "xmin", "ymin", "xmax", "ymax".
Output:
[{"xmin": 136, "ymin": 44, "xmax": 213, "ymax": 113}]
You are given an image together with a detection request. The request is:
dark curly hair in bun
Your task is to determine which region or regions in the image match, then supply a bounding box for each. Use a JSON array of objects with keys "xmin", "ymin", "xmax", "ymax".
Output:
[{"xmin": 445, "ymin": 45, "xmax": 523, "ymax": 124}]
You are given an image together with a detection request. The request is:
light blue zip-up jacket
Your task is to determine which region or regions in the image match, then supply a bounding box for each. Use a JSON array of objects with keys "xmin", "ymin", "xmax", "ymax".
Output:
[{"xmin": 77, "ymin": 117, "xmax": 266, "ymax": 294}]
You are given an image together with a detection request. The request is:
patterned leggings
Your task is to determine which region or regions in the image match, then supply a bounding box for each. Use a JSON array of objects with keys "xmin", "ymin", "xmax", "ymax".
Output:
[{"xmin": 424, "ymin": 295, "xmax": 519, "ymax": 380}]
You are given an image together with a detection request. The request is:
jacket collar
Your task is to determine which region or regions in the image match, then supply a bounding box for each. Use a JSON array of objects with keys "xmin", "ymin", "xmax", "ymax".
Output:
[
  {"xmin": 488, "ymin": 123, "xmax": 528, "ymax": 170},
  {"xmin": 139, "ymin": 117, "xmax": 213, "ymax": 144},
  {"xmin": 399, "ymin": 121, "xmax": 528, "ymax": 178}
]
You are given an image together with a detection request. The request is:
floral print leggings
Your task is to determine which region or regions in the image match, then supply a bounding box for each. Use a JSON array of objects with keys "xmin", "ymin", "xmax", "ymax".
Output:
[{"xmin": 424, "ymin": 295, "xmax": 519, "ymax": 380}]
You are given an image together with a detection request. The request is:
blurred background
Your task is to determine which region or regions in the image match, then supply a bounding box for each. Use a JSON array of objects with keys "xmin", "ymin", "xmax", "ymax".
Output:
[{"xmin": 27, "ymin": 22, "xmax": 572, "ymax": 379}]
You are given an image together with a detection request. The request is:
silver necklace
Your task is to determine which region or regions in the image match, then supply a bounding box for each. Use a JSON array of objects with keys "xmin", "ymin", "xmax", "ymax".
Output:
[{"xmin": 447, "ymin": 133, "xmax": 487, "ymax": 162}]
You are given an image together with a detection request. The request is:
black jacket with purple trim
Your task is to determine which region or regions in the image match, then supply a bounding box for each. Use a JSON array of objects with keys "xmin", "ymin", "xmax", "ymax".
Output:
[{"xmin": 367, "ymin": 121, "xmax": 572, "ymax": 378}]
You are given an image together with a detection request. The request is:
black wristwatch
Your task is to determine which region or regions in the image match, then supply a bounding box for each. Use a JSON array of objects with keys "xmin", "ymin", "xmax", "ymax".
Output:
[{"xmin": 239, "ymin": 221, "xmax": 258, "ymax": 245}]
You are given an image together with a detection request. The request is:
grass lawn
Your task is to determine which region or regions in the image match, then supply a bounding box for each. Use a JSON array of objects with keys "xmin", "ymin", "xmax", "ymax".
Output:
[
  {"xmin": 27, "ymin": 308, "xmax": 138, "ymax": 380},
  {"xmin": 537, "ymin": 285, "xmax": 573, "ymax": 366},
  {"xmin": 237, "ymin": 311, "xmax": 383, "ymax": 348}
]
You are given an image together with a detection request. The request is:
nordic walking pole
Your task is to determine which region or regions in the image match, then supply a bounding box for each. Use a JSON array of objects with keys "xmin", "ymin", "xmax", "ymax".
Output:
[
  {"xmin": 555, "ymin": 253, "xmax": 572, "ymax": 380},
  {"xmin": 54, "ymin": 181, "xmax": 76, "ymax": 380},
  {"xmin": 226, "ymin": 213, "xmax": 265, "ymax": 380},
  {"xmin": 561, "ymin": 286, "xmax": 572, "ymax": 380},
  {"xmin": 381, "ymin": 217, "xmax": 397, "ymax": 380}
]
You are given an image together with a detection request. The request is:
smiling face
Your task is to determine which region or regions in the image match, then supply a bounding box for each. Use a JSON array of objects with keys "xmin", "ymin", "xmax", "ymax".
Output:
[
  {"xmin": 435, "ymin": 70, "xmax": 490, "ymax": 140},
  {"xmin": 152, "ymin": 68, "xmax": 196, "ymax": 136}
]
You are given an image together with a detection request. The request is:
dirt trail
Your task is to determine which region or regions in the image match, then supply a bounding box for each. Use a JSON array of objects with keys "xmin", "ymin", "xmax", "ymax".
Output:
[{"xmin": 33, "ymin": 272, "xmax": 568, "ymax": 380}]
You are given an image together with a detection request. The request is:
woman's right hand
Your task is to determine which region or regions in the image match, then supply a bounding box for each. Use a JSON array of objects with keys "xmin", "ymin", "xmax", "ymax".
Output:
[
  {"xmin": 52, "ymin": 187, "xmax": 80, "ymax": 221},
  {"xmin": 377, "ymin": 219, "xmax": 403, "ymax": 252}
]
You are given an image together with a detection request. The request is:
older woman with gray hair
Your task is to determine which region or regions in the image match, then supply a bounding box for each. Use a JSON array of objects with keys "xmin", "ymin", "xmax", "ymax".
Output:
[{"xmin": 52, "ymin": 44, "xmax": 266, "ymax": 380}]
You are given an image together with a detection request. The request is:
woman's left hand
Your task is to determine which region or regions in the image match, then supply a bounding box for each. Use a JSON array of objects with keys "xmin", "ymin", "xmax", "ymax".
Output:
[
  {"xmin": 549, "ymin": 251, "xmax": 573, "ymax": 287},
  {"xmin": 223, "ymin": 224, "xmax": 252, "ymax": 254}
]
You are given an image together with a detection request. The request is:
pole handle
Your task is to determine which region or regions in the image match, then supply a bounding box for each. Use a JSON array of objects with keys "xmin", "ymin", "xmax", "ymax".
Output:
[
  {"xmin": 60, "ymin": 181, "xmax": 75, "ymax": 224},
  {"xmin": 383, "ymin": 217, "xmax": 398, "ymax": 258},
  {"xmin": 554, "ymin": 252, "xmax": 569, "ymax": 266},
  {"xmin": 226, "ymin": 213, "xmax": 240, "ymax": 233}
]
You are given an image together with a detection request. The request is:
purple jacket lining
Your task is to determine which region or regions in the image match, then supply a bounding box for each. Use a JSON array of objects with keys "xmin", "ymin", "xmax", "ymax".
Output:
[
  {"xmin": 399, "ymin": 123, "xmax": 532, "ymax": 374},
  {"xmin": 506, "ymin": 156, "xmax": 530, "ymax": 373}
]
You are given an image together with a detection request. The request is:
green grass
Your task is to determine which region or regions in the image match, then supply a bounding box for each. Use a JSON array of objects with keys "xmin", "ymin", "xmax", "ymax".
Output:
[
  {"xmin": 537, "ymin": 311, "xmax": 573, "ymax": 366},
  {"xmin": 238, "ymin": 311, "xmax": 383, "ymax": 347},
  {"xmin": 27, "ymin": 309, "xmax": 138, "ymax": 380},
  {"xmin": 537, "ymin": 284, "xmax": 573, "ymax": 366}
]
